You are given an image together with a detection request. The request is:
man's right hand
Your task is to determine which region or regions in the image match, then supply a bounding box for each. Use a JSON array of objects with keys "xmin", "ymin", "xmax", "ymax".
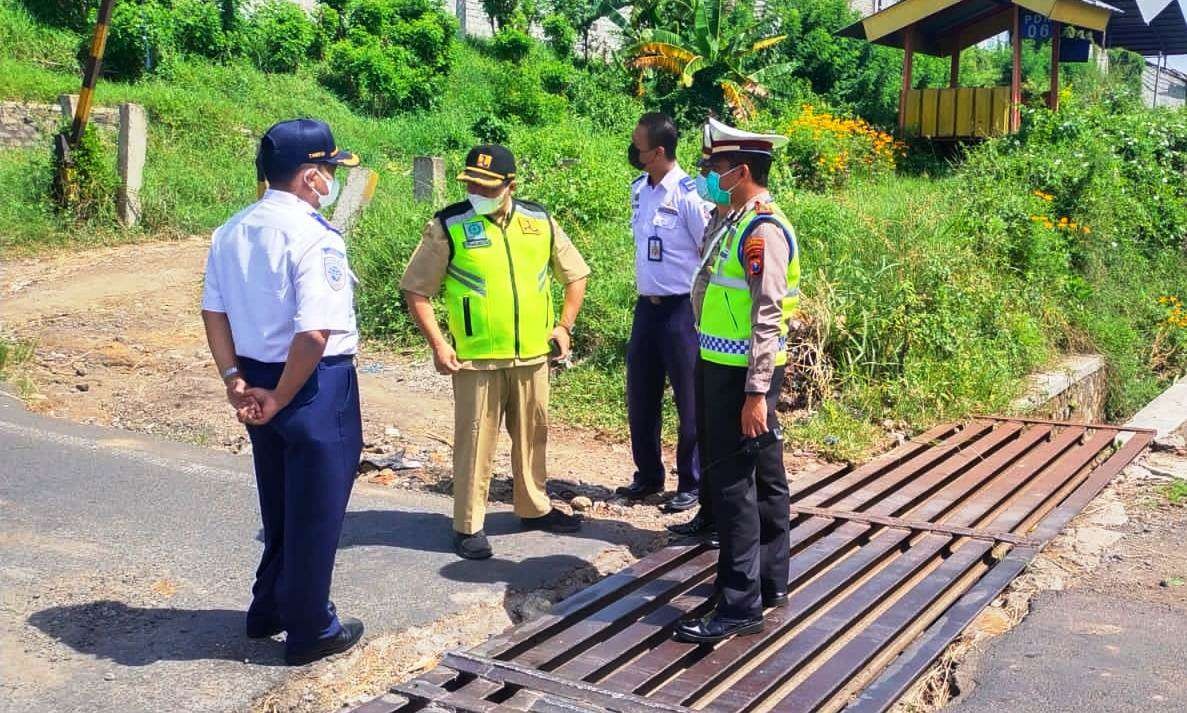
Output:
[{"xmin": 432, "ymin": 342, "xmax": 462, "ymax": 375}]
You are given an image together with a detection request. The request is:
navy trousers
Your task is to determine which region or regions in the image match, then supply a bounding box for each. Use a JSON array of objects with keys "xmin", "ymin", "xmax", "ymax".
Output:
[
  {"xmin": 239, "ymin": 355, "xmax": 362, "ymax": 651},
  {"xmin": 699, "ymin": 360, "xmax": 789, "ymax": 620},
  {"xmin": 626, "ymin": 295, "xmax": 701, "ymax": 494}
]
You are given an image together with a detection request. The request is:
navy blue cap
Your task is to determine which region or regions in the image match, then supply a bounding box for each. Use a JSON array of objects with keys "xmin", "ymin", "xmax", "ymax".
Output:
[{"xmin": 256, "ymin": 118, "xmax": 359, "ymax": 181}]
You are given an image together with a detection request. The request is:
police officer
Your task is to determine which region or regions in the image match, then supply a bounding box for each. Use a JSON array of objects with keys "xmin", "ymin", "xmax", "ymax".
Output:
[
  {"xmin": 618, "ymin": 113, "xmax": 712, "ymax": 511},
  {"xmin": 401, "ymin": 144, "xmax": 591, "ymax": 560},
  {"xmin": 674, "ymin": 119, "xmax": 799, "ymax": 644},
  {"xmin": 201, "ymin": 118, "xmax": 365, "ymax": 665}
]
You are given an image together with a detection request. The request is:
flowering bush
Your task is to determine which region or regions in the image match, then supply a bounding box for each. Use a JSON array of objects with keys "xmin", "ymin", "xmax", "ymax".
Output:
[{"xmin": 780, "ymin": 105, "xmax": 901, "ymax": 191}]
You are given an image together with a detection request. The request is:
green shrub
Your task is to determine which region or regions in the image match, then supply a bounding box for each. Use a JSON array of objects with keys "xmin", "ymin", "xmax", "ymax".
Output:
[
  {"xmin": 473, "ymin": 114, "xmax": 511, "ymax": 144},
  {"xmin": 311, "ymin": 4, "xmax": 343, "ymax": 58},
  {"xmin": 566, "ymin": 65, "xmax": 643, "ymax": 131},
  {"xmin": 173, "ymin": 0, "xmax": 231, "ymax": 59},
  {"xmin": 101, "ymin": 0, "xmax": 176, "ymax": 79},
  {"xmin": 494, "ymin": 66, "xmax": 566, "ymax": 124},
  {"xmin": 541, "ymin": 13, "xmax": 575, "ymax": 58},
  {"xmin": 242, "ymin": 0, "xmax": 316, "ymax": 73},
  {"xmin": 19, "ymin": 0, "xmax": 96, "ymax": 31},
  {"xmin": 777, "ymin": 104, "xmax": 901, "ymax": 190},
  {"xmin": 490, "ymin": 27, "xmax": 534, "ymax": 62},
  {"xmin": 319, "ymin": 0, "xmax": 455, "ymax": 114}
]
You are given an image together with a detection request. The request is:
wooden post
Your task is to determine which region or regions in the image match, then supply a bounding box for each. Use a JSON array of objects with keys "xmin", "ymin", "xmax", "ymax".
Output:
[
  {"xmin": 950, "ymin": 49, "xmax": 961, "ymax": 87},
  {"xmin": 1049, "ymin": 21, "xmax": 1061, "ymax": 110},
  {"xmin": 1011, "ymin": 5, "xmax": 1022, "ymax": 131},
  {"xmin": 899, "ymin": 26, "xmax": 916, "ymax": 134}
]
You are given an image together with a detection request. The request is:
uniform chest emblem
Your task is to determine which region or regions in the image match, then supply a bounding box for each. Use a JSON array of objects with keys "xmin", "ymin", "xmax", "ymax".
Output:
[
  {"xmin": 462, "ymin": 220, "xmax": 491, "ymax": 249},
  {"xmin": 323, "ymin": 247, "xmax": 347, "ymax": 291},
  {"xmin": 517, "ymin": 217, "xmax": 541, "ymax": 235}
]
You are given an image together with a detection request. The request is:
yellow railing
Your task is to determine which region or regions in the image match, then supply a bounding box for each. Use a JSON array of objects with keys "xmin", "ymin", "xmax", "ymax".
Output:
[{"xmin": 901, "ymin": 86, "xmax": 1013, "ymax": 139}]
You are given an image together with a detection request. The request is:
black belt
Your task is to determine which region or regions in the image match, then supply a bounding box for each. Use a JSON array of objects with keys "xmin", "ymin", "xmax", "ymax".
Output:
[
  {"xmin": 238, "ymin": 354, "xmax": 356, "ymax": 370},
  {"xmin": 640, "ymin": 293, "xmax": 691, "ymax": 305}
]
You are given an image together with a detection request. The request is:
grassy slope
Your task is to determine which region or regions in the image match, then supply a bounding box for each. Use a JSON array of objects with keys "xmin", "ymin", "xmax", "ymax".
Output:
[{"xmin": 3, "ymin": 1, "xmax": 1186, "ymax": 460}]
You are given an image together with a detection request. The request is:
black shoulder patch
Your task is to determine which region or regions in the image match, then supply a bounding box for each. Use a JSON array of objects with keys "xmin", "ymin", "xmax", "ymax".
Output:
[
  {"xmin": 434, "ymin": 199, "xmax": 472, "ymax": 222},
  {"xmin": 631, "ymin": 173, "xmax": 647, "ymax": 185}
]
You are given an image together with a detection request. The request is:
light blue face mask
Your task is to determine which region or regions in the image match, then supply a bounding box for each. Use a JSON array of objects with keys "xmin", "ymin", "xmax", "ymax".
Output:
[{"xmin": 695, "ymin": 166, "xmax": 740, "ymax": 204}]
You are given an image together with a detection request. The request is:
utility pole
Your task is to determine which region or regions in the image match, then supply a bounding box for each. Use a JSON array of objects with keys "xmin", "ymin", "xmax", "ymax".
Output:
[{"xmin": 53, "ymin": 0, "xmax": 117, "ymax": 208}]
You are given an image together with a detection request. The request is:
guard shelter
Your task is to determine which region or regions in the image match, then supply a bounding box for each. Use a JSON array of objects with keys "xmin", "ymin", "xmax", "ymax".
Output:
[{"xmin": 840, "ymin": 0, "xmax": 1119, "ymax": 138}]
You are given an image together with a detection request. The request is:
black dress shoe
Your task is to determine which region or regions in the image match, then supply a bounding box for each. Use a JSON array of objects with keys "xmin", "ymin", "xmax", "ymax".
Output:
[
  {"xmin": 663, "ymin": 491, "xmax": 699, "ymax": 512},
  {"xmin": 666, "ymin": 510, "xmax": 714, "ymax": 536},
  {"xmin": 521, "ymin": 508, "xmax": 582, "ymax": 533},
  {"xmin": 673, "ymin": 612, "xmax": 764, "ymax": 643},
  {"xmin": 285, "ymin": 616, "xmax": 364, "ymax": 666},
  {"xmin": 763, "ymin": 593, "xmax": 789, "ymax": 608},
  {"xmin": 454, "ymin": 531, "xmax": 493, "ymax": 559},
  {"xmin": 615, "ymin": 479, "xmax": 663, "ymax": 500}
]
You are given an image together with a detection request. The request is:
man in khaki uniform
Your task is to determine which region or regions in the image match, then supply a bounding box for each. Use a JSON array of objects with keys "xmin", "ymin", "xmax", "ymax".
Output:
[{"xmin": 401, "ymin": 144, "xmax": 590, "ymax": 559}]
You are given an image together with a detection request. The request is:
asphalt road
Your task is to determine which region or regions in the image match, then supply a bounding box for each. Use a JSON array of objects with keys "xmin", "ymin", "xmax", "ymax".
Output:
[
  {"xmin": 952, "ymin": 585, "xmax": 1187, "ymax": 711},
  {"xmin": 0, "ymin": 393, "xmax": 630, "ymax": 712}
]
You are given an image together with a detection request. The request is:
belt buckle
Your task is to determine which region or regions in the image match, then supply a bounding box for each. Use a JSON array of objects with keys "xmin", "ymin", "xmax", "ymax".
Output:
[{"xmin": 647, "ymin": 296, "xmax": 662, "ymax": 305}]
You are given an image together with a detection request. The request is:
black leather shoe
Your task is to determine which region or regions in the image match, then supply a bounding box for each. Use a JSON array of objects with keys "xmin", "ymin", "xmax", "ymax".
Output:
[
  {"xmin": 284, "ymin": 616, "xmax": 364, "ymax": 666},
  {"xmin": 521, "ymin": 508, "xmax": 582, "ymax": 533},
  {"xmin": 615, "ymin": 479, "xmax": 663, "ymax": 500},
  {"xmin": 454, "ymin": 530, "xmax": 493, "ymax": 560},
  {"xmin": 673, "ymin": 613, "xmax": 764, "ymax": 643},
  {"xmin": 666, "ymin": 510, "xmax": 714, "ymax": 537},
  {"xmin": 663, "ymin": 491, "xmax": 699, "ymax": 512},
  {"xmin": 763, "ymin": 593, "xmax": 789, "ymax": 608}
]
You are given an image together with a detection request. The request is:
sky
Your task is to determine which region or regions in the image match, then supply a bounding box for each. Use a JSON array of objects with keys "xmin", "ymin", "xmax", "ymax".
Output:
[{"xmin": 1167, "ymin": 55, "xmax": 1187, "ymax": 71}]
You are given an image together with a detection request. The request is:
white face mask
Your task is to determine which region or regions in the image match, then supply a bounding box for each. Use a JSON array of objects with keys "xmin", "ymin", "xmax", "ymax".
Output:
[
  {"xmin": 308, "ymin": 168, "xmax": 340, "ymax": 210},
  {"xmin": 468, "ymin": 187, "xmax": 507, "ymax": 216}
]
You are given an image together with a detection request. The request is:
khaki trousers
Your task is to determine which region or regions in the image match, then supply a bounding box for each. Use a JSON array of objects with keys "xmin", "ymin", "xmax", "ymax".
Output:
[{"xmin": 451, "ymin": 363, "xmax": 552, "ymax": 535}]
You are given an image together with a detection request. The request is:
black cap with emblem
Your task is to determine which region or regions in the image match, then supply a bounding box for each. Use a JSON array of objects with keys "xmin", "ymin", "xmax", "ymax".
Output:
[
  {"xmin": 457, "ymin": 144, "xmax": 516, "ymax": 188},
  {"xmin": 256, "ymin": 118, "xmax": 360, "ymax": 184}
]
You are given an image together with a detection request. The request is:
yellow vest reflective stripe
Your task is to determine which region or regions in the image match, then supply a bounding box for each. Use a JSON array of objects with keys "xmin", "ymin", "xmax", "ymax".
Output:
[
  {"xmin": 697, "ymin": 203, "xmax": 800, "ymax": 367},
  {"xmin": 440, "ymin": 200, "xmax": 554, "ymax": 360}
]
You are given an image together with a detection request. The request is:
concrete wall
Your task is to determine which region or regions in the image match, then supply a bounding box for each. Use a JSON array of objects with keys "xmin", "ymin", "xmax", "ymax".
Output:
[
  {"xmin": 1012, "ymin": 354, "xmax": 1108, "ymax": 424},
  {"xmin": 1142, "ymin": 61, "xmax": 1187, "ymax": 109},
  {"xmin": 0, "ymin": 101, "xmax": 119, "ymax": 150}
]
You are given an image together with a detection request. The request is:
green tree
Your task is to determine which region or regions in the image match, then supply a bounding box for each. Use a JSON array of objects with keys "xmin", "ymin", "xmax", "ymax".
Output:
[{"xmin": 621, "ymin": 0, "xmax": 794, "ymax": 119}]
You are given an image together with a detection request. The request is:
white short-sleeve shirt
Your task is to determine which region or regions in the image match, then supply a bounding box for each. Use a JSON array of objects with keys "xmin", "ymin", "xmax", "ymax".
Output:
[
  {"xmin": 201, "ymin": 189, "xmax": 358, "ymax": 363},
  {"xmin": 629, "ymin": 165, "xmax": 712, "ymax": 297}
]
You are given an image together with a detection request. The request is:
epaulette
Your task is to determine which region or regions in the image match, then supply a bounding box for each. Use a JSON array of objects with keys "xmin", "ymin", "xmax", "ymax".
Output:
[
  {"xmin": 308, "ymin": 210, "xmax": 342, "ymax": 236},
  {"xmin": 631, "ymin": 173, "xmax": 647, "ymax": 185},
  {"xmin": 754, "ymin": 201, "xmax": 774, "ymax": 215},
  {"xmin": 679, "ymin": 176, "xmax": 697, "ymax": 192}
]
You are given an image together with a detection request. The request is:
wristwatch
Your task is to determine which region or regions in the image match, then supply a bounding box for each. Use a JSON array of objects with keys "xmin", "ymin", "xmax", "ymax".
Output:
[
  {"xmin": 558, "ymin": 322, "xmax": 575, "ymax": 336},
  {"xmin": 221, "ymin": 365, "xmax": 241, "ymax": 381}
]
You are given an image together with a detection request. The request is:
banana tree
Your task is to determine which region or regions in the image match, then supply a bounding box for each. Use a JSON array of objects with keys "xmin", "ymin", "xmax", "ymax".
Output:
[{"xmin": 616, "ymin": 0, "xmax": 795, "ymax": 120}]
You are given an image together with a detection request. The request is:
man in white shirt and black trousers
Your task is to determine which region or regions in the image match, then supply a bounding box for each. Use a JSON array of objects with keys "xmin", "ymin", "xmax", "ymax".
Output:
[
  {"xmin": 201, "ymin": 118, "xmax": 365, "ymax": 666},
  {"xmin": 618, "ymin": 112, "xmax": 712, "ymax": 512}
]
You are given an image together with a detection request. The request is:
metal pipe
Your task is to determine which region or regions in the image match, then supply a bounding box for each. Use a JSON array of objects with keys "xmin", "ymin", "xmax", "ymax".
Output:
[{"xmin": 70, "ymin": 0, "xmax": 117, "ymax": 147}]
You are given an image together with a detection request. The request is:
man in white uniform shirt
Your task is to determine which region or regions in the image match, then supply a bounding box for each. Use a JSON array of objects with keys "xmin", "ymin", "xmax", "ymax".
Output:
[
  {"xmin": 617, "ymin": 113, "xmax": 712, "ymax": 512},
  {"xmin": 200, "ymin": 118, "xmax": 365, "ymax": 666}
]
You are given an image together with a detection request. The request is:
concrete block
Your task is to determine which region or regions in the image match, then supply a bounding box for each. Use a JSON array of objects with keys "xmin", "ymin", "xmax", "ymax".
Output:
[
  {"xmin": 116, "ymin": 103, "xmax": 147, "ymax": 227},
  {"xmin": 330, "ymin": 167, "xmax": 379, "ymax": 234},
  {"xmin": 1011, "ymin": 354, "xmax": 1106, "ymax": 423},
  {"xmin": 412, "ymin": 155, "xmax": 445, "ymax": 204},
  {"xmin": 1118, "ymin": 375, "xmax": 1187, "ymax": 448},
  {"xmin": 59, "ymin": 94, "xmax": 79, "ymax": 121}
]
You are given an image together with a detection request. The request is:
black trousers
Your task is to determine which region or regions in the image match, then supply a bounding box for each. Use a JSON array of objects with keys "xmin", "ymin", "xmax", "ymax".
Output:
[{"xmin": 698, "ymin": 359, "xmax": 789, "ymax": 620}]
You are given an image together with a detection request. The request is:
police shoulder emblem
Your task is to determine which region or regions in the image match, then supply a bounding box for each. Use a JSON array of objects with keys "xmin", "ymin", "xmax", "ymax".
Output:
[
  {"xmin": 462, "ymin": 220, "xmax": 491, "ymax": 249},
  {"xmin": 323, "ymin": 246, "xmax": 347, "ymax": 291}
]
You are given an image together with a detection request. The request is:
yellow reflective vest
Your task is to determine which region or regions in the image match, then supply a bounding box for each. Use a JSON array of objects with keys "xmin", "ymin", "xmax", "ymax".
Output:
[
  {"xmin": 438, "ymin": 199, "xmax": 555, "ymax": 360},
  {"xmin": 697, "ymin": 202, "xmax": 800, "ymax": 367}
]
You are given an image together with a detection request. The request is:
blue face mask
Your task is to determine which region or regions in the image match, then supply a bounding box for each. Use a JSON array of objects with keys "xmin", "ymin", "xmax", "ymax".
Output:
[{"xmin": 695, "ymin": 166, "xmax": 739, "ymax": 204}]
